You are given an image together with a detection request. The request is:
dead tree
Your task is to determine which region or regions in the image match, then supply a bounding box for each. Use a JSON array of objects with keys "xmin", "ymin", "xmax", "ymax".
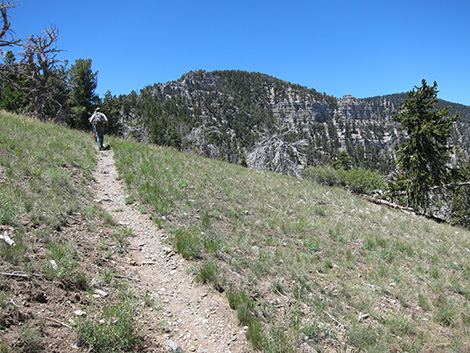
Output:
[
  {"xmin": 0, "ymin": 0, "xmax": 20, "ymax": 48},
  {"xmin": 0, "ymin": 3, "xmax": 67, "ymax": 120},
  {"xmin": 19, "ymin": 25, "xmax": 67, "ymax": 119}
]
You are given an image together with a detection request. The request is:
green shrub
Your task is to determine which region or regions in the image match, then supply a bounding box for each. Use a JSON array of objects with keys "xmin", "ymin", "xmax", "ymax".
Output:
[
  {"xmin": 302, "ymin": 165, "xmax": 386, "ymax": 194},
  {"xmin": 450, "ymin": 185, "xmax": 470, "ymax": 227},
  {"xmin": 302, "ymin": 165, "xmax": 341, "ymax": 187}
]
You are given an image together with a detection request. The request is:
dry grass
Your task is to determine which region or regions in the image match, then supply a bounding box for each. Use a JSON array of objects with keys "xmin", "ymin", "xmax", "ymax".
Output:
[
  {"xmin": 0, "ymin": 112, "xmax": 143, "ymax": 352},
  {"xmin": 111, "ymin": 137, "xmax": 470, "ymax": 352},
  {"xmin": 2, "ymin": 110, "xmax": 469, "ymax": 352}
]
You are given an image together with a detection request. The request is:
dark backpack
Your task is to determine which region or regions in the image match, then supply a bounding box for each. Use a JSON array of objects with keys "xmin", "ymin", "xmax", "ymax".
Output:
[{"xmin": 94, "ymin": 113, "xmax": 105, "ymax": 126}]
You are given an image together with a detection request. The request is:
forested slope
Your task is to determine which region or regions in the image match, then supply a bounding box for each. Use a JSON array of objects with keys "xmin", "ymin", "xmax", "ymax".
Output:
[{"xmin": 104, "ymin": 70, "xmax": 470, "ymax": 177}]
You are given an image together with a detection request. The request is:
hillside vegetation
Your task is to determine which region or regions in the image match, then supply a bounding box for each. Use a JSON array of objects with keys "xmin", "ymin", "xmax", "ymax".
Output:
[
  {"xmin": 2, "ymin": 111, "xmax": 470, "ymax": 352},
  {"xmin": 104, "ymin": 70, "xmax": 470, "ymax": 178},
  {"xmin": 0, "ymin": 112, "xmax": 144, "ymax": 352},
  {"xmin": 112, "ymin": 127, "xmax": 470, "ymax": 351}
]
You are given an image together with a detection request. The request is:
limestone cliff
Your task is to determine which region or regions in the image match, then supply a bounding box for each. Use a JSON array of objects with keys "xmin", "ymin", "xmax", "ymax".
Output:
[{"xmin": 113, "ymin": 70, "xmax": 469, "ymax": 177}]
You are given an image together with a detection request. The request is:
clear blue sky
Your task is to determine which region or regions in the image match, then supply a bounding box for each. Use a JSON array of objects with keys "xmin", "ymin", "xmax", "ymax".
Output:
[{"xmin": 10, "ymin": 0, "xmax": 470, "ymax": 105}]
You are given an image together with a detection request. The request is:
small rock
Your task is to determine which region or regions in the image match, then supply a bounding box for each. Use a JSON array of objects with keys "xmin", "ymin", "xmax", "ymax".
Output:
[
  {"xmin": 164, "ymin": 340, "xmax": 184, "ymax": 353},
  {"xmin": 74, "ymin": 310, "xmax": 86, "ymax": 317},
  {"xmin": 49, "ymin": 260, "xmax": 58, "ymax": 271},
  {"xmin": 93, "ymin": 289, "xmax": 108, "ymax": 298}
]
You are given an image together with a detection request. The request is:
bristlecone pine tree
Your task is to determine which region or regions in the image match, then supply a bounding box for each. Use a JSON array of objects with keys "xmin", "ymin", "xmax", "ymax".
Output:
[{"xmin": 390, "ymin": 79, "xmax": 460, "ymax": 211}]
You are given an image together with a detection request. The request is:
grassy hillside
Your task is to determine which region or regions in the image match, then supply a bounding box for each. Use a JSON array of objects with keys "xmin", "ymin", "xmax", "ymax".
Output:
[
  {"xmin": 0, "ymin": 112, "xmax": 143, "ymax": 352},
  {"xmin": 2, "ymin": 111, "xmax": 470, "ymax": 352},
  {"xmin": 112, "ymin": 136, "xmax": 470, "ymax": 352}
]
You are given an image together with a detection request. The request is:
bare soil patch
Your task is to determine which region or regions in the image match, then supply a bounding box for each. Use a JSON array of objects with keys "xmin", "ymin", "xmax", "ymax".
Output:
[{"xmin": 0, "ymin": 219, "xmax": 114, "ymax": 352}]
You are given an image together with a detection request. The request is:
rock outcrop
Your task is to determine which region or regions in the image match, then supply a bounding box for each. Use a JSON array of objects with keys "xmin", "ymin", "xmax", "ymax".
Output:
[{"xmin": 112, "ymin": 70, "xmax": 470, "ymax": 177}]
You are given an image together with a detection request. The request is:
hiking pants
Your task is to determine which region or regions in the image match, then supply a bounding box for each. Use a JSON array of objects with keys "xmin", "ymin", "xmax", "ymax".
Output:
[{"xmin": 95, "ymin": 124, "xmax": 105, "ymax": 149}]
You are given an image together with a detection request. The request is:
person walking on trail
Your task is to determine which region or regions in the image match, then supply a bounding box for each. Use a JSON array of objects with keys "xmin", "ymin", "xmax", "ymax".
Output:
[{"xmin": 89, "ymin": 107, "xmax": 108, "ymax": 150}]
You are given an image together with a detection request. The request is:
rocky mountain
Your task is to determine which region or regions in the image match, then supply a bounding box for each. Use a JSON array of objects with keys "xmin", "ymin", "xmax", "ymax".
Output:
[{"xmin": 109, "ymin": 70, "xmax": 470, "ymax": 177}]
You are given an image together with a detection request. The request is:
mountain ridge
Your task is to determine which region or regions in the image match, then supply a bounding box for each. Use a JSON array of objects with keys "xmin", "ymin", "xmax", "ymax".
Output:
[{"xmin": 106, "ymin": 70, "xmax": 469, "ymax": 176}]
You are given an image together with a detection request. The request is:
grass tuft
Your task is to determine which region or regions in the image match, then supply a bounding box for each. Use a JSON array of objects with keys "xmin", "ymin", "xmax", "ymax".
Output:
[
  {"xmin": 194, "ymin": 260, "xmax": 220, "ymax": 285},
  {"xmin": 77, "ymin": 303, "xmax": 142, "ymax": 353},
  {"xmin": 173, "ymin": 228, "xmax": 202, "ymax": 260}
]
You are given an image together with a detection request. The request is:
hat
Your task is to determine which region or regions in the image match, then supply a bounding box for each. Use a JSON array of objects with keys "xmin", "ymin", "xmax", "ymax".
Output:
[{"xmin": 95, "ymin": 107, "xmax": 101, "ymax": 112}]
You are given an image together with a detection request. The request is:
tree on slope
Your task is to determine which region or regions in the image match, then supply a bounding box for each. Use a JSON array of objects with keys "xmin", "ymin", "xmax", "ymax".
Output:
[
  {"xmin": 100, "ymin": 90, "xmax": 122, "ymax": 135},
  {"xmin": 389, "ymin": 79, "xmax": 459, "ymax": 212},
  {"xmin": 67, "ymin": 58, "xmax": 98, "ymax": 130},
  {"xmin": 1, "ymin": 4, "xmax": 67, "ymax": 119},
  {"xmin": 0, "ymin": 50, "xmax": 27, "ymax": 111},
  {"xmin": 19, "ymin": 26, "xmax": 68, "ymax": 119}
]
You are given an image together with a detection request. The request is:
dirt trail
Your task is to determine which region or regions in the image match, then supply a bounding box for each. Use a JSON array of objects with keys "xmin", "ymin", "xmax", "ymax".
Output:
[{"xmin": 92, "ymin": 149, "xmax": 253, "ymax": 353}]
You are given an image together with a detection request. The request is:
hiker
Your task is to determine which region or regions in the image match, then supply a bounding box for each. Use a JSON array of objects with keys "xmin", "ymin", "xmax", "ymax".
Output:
[{"xmin": 89, "ymin": 107, "xmax": 108, "ymax": 150}]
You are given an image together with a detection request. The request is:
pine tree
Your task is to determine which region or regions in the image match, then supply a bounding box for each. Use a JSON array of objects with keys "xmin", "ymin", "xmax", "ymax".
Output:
[
  {"xmin": 0, "ymin": 51, "xmax": 28, "ymax": 111},
  {"xmin": 100, "ymin": 90, "xmax": 121, "ymax": 135},
  {"xmin": 67, "ymin": 58, "xmax": 98, "ymax": 130},
  {"xmin": 389, "ymin": 79, "xmax": 459, "ymax": 211}
]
